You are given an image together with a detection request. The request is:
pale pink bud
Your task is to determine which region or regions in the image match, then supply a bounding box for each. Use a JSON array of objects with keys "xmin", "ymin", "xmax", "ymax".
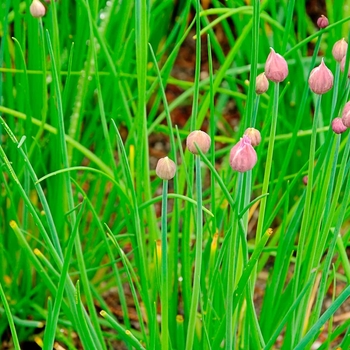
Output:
[
  {"xmin": 308, "ymin": 59, "xmax": 333, "ymax": 94},
  {"xmin": 30, "ymin": 0, "xmax": 46, "ymax": 18},
  {"xmin": 343, "ymin": 110, "xmax": 350, "ymax": 128},
  {"xmin": 303, "ymin": 176, "xmax": 308, "ymax": 186},
  {"xmin": 332, "ymin": 38, "xmax": 348, "ymax": 62},
  {"xmin": 342, "ymin": 101, "xmax": 350, "ymax": 117},
  {"xmin": 265, "ymin": 48, "xmax": 288, "ymax": 83},
  {"xmin": 340, "ymin": 56, "xmax": 350, "ymax": 78},
  {"xmin": 186, "ymin": 130, "xmax": 211, "ymax": 154},
  {"xmin": 317, "ymin": 15, "xmax": 329, "ymax": 29},
  {"xmin": 229, "ymin": 135, "xmax": 257, "ymax": 172},
  {"xmin": 342, "ymin": 102, "xmax": 350, "ymax": 127},
  {"xmin": 255, "ymin": 73, "xmax": 269, "ymax": 94},
  {"xmin": 155, "ymin": 157, "xmax": 176, "ymax": 180},
  {"xmin": 331, "ymin": 117, "xmax": 347, "ymax": 134},
  {"xmin": 244, "ymin": 128, "xmax": 261, "ymax": 147}
]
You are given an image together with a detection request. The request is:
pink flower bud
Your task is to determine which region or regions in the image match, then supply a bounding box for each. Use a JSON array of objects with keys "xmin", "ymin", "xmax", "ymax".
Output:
[
  {"xmin": 244, "ymin": 128, "xmax": 261, "ymax": 147},
  {"xmin": 265, "ymin": 48, "xmax": 288, "ymax": 83},
  {"xmin": 340, "ymin": 56, "xmax": 350, "ymax": 78},
  {"xmin": 30, "ymin": 0, "xmax": 46, "ymax": 18},
  {"xmin": 156, "ymin": 157, "xmax": 176, "ymax": 180},
  {"xmin": 229, "ymin": 135, "xmax": 257, "ymax": 172},
  {"xmin": 332, "ymin": 38, "xmax": 348, "ymax": 62},
  {"xmin": 342, "ymin": 101, "xmax": 350, "ymax": 117},
  {"xmin": 342, "ymin": 111, "xmax": 350, "ymax": 128},
  {"xmin": 317, "ymin": 15, "xmax": 329, "ymax": 29},
  {"xmin": 308, "ymin": 58, "xmax": 333, "ymax": 94},
  {"xmin": 255, "ymin": 72, "xmax": 269, "ymax": 94},
  {"xmin": 303, "ymin": 176, "xmax": 308, "ymax": 186},
  {"xmin": 186, "ymin": 130, "xmax": 211, "ymax": 154},
  {"xmin": 342, "ymin": 102, "xmax": 350, "ymax": 127},
  {"xmin": 331, "ymin": 117, "xmax": 347, "ymax": 134}
]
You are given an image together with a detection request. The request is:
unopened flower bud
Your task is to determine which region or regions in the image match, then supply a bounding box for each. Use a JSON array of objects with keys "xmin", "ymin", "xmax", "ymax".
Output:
[
  {"xmin": 229, "ymin": 135, "xmax": 257, "ymax": 172},
  {"xmin": 265, "ymin": 48, "xmax": 288, "ymax": 83},
  {"xmin": 186, "ymin": 130, "xmax": 211, "ymax": 154},
  {"xmin": 342, "ymin": 101, "xmax": 350, "ymax": 117},
  {"xmin": 303, "ymin": 176, "xmax": 308, "ymax": 186},
  {"xmin": 340, "ymin": 56, "xmax": 350, "ymax": 78},
  {"xmin": 332, "ymin": 38, "xmax": 348, "ymax": 62},
  {"xmin": 342, "ymin": 111, "xmax": 350, "ymax": 128},
  {"xmin": 317, "ymin": 15, "xmax": 329, "ymax": 29},
  {"xmin": 244, "ymin": 128, "xmax": 261, "ymax": 147},
  {"xmin": 308, "ymin": 58, "xmax": 333, "ymax": 94},
  {"xmin": 255, "ymin": 73, "xmax": 269, "ymax": 94},
  {"xmin": 331, "ymin": 117, "xmax": 347, "ymax": 134},
  {"xmin": 341, "ymin": 102, "xmax": 350, "ymax": 127},
  {"xmin": 30, "ymin": 0, "xmax": 46, "ymax": 18},
  {"xmin": 156, "ymin": 157, "xmax": 176, "ymax": 180}
]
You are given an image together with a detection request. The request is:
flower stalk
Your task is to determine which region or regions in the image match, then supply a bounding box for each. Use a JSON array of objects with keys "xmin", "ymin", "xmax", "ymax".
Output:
[
  {"xmin": 291, "ymin": 95, "xmax": 323, "ymax": 345},
  {"xmin": 255, "ymin": 82, "xmax": 280, "ymax": 242},
  {"xmin": 160, "ymin": 180, "xmax": 169, "ymax": 350},
  {"xmin": 185, "ymin": 154, "xmax": 204, "ymax": 350}
]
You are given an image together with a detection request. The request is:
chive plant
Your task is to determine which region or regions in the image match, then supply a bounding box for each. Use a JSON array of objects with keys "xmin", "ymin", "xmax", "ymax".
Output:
[{"xmin": 1, "ymin": 1, "xmax": 350, "ymax": 349}]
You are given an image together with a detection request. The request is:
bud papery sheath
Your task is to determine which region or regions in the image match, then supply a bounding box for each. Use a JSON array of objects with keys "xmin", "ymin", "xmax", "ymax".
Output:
[
  {"xmin": 308, "ymin": 59, "xmax": 333, "ymax": 94},
  {"xmin": 332, "ymin": 38, "xmax": 348, "ymax": 62},
  {"xmin": 342, "ymin": 102, "xmax": 350, "ymax": 127},
  {"xmin": 255, "ymin": 73, "xmax": 269, "ymax": 94},
  {"xmin": 265, "ymin": 48, "xmax": 288, "ymax": 83},
  {"xmin": 317, "ymin": 15, "xmax": 329, "ymax": 29},
  {"xmin": 156, "ymin": 157, "xmax": 177, "ymax": 180},
  {"xmin": 331, "ymin": 117, "xmax": 347, "ymax": 134},
  {"xmin": 30, "ymin": 0, "xmax": 46, "ymax": 18},
  {"xmin": 229, "ymin": 135, "xmax": 257, "ymax": 172},
  {"xmin": 244, "ymin": 128, "xmax": 261, "ymax": 147},
  {"xmin": 186, "ymin": 130, "xmax": 211, "ymax": 155}
]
